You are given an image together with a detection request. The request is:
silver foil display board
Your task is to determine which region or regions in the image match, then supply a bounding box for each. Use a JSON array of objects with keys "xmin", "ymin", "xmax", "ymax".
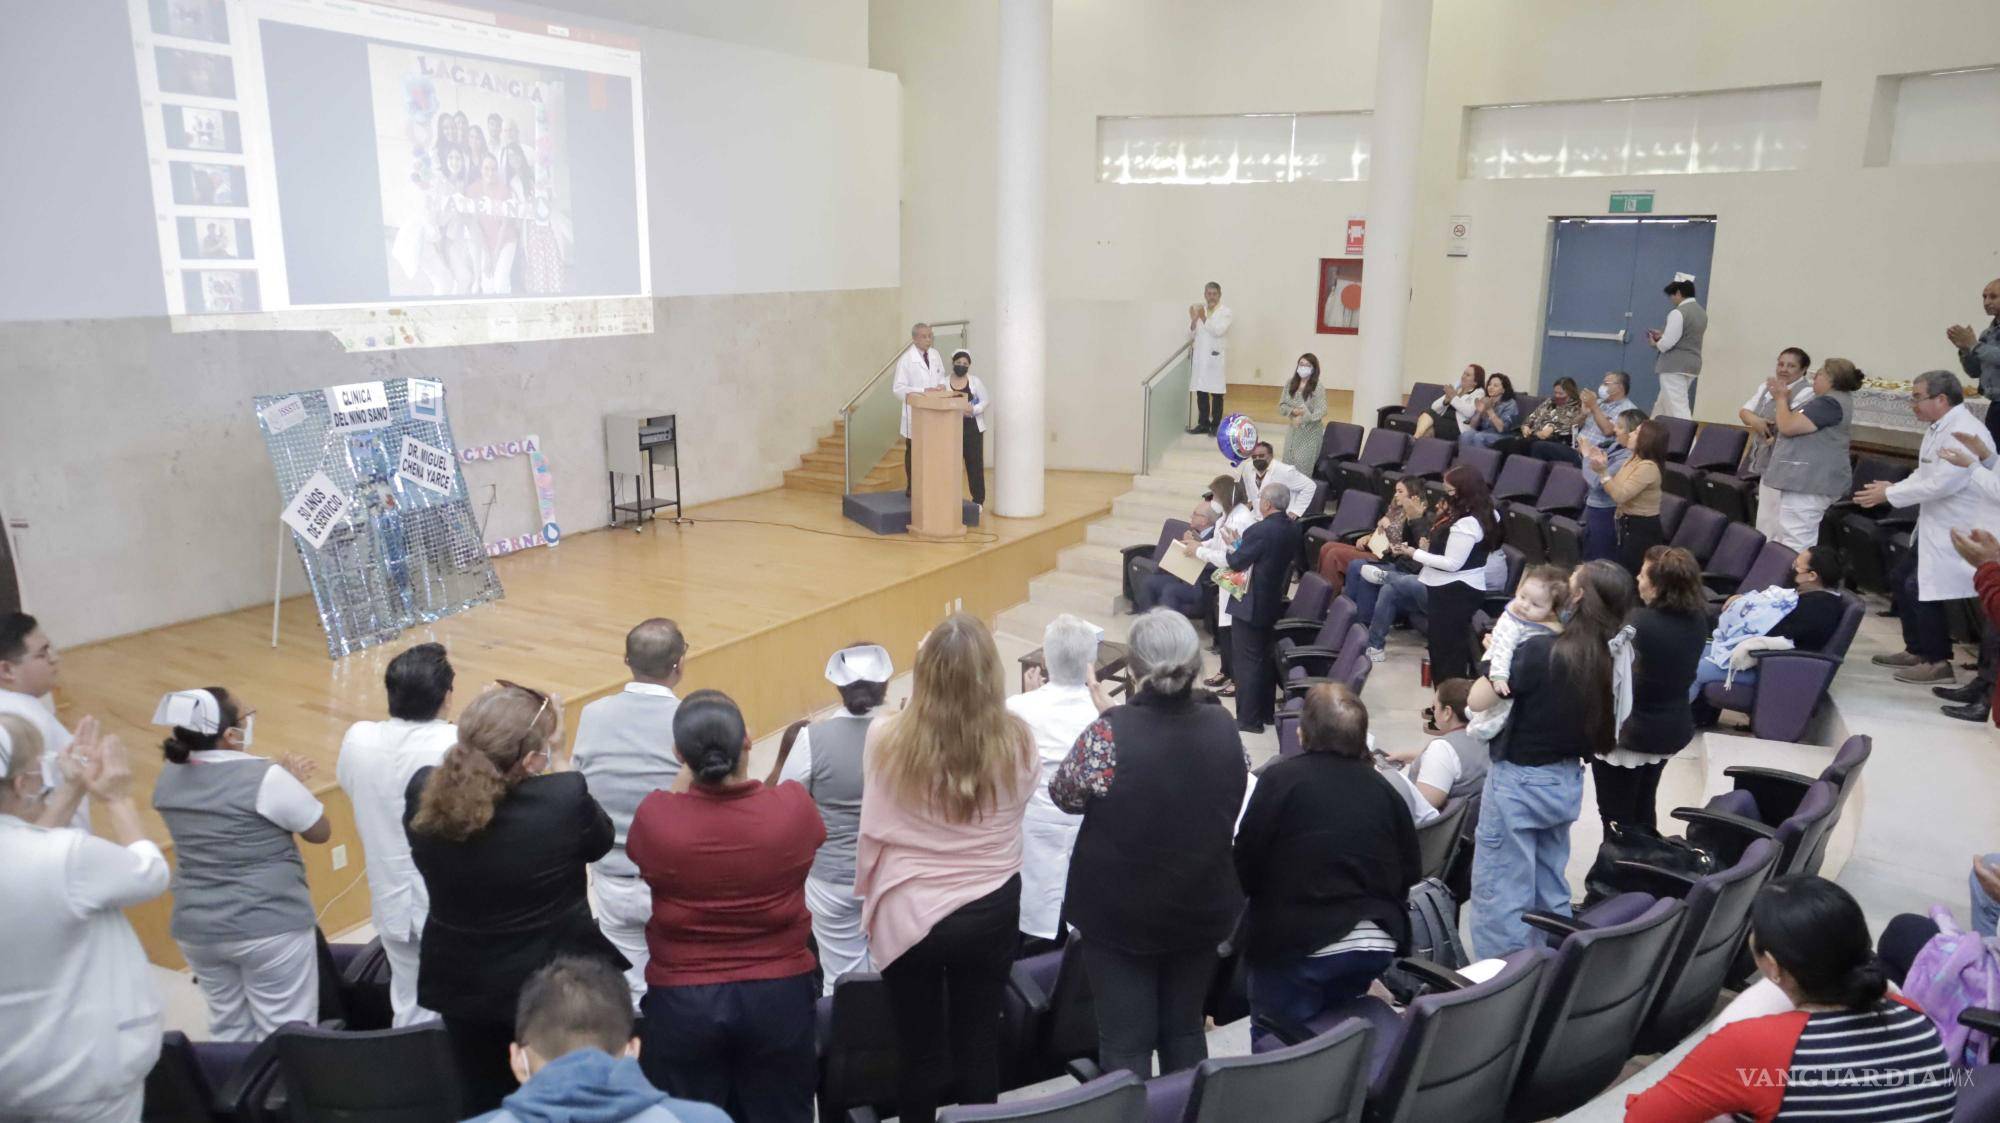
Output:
[{"xmin": 256, "ymin": 378, "xmax": 503, "ymax": 659}]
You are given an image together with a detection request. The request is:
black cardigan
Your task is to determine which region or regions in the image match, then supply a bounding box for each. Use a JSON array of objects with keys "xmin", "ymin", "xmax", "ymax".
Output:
[
  {"xmin": 1232, "ymin": 754, "xmax": 1422, "ymax": 963},
  {"xmin": 1618, "ymin": 606, "xmax": 1709, "ymax": 756},
  {"xmin": 405, "ymin": 769, "xmax": 625, "ymax": 1023}
]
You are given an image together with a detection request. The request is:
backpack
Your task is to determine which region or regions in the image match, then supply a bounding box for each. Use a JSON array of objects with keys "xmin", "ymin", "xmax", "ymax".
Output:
[
  {"xmin": 1383, "ymin": 877, "xmax": 1468, "ymax": 1002},
  {"xmin": 1899, "ymin": 905, "xmax": 2000, "ymax": 1068}
]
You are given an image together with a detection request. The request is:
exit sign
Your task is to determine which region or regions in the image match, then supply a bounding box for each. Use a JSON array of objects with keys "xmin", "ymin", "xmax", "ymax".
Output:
[{"xmin": 1609, "ymin": 190, "xmax": 1655, "ymax": 214}]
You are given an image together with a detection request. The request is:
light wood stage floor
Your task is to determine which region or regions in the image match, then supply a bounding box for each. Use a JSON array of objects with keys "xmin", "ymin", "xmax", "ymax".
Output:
[{"xmin": 57, "ymin": 472, "xmax": 1127, "ymax": 965}]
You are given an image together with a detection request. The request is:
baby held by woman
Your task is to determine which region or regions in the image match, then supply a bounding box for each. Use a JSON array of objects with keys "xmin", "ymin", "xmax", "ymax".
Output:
[{"xmin": 1465, "ymin": 566, "xmax": 1568, "ymax": 740}]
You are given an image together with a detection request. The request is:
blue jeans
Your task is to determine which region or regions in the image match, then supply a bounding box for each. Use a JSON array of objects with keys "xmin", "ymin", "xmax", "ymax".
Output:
[
  {"xmin": 1582, "ymin": 505, "xmax": 1618, "ymax": 562},
  {"xmin": 1248, "ymin": 949, "xmax": 1396, "ymax": 1033},
  {"xmin": 1137, "ymin": 571, "xmax": 1200, "ymax": 615},
  {"xmin": 1365, "ymin": 573, "xmax": 1428, "ymax": 649},
  {"xmin": 1976, "ymin": 854, "xmax": 2000, "ymax": 938},
  {"xmin": 1470, "ymin": 758, "xmax": 1585, "ymax": 958},
  {"xmin": 1460, "ymin": 429, "xmax": 1505, "ymax": 450}
]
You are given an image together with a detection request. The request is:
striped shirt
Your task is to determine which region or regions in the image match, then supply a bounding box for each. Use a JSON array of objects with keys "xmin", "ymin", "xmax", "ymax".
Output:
[{"xmin": 1627, "ymin": 997, "xmax": 1957, "ymax": 1122}]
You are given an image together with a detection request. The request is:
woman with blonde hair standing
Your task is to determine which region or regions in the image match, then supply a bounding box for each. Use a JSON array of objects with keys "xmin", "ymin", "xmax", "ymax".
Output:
[
  {"xmin": 405, "ymin": 682, "xmax": 622, "ymax": 1114},
  {"xmin": 857, "ymin": 614, "xmax": 1037, "ymax": 1123}
]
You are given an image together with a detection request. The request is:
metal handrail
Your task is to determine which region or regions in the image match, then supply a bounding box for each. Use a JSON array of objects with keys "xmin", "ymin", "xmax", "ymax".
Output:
[
  {"xmin": 839, "ymin": 319, "xmax": 970, "ymax": 494},
  {"xmin": 1139, "ymin": 340, "xmax": 1195, "ymax": 471}
]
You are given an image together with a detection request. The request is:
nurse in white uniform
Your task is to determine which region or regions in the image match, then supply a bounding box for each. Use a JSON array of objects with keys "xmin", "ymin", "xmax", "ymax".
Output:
[
  {"xmin": 1188, "ymin": 282, "xmax": 1233, "ymax": 435},
  {"xmin": 1008, "ymin": 615, "xmax": 1111, "ymax": 944}
]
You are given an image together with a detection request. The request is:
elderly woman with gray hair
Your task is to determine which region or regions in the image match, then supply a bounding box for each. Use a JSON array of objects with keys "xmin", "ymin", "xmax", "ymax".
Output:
[
  {"xmin": 1050, "ymin": 610, "xmax": 1248, "ymax": 1079},
  {"xmin": 1009, "ymin": 614, "xmax": 1114, "ymax": 947}
]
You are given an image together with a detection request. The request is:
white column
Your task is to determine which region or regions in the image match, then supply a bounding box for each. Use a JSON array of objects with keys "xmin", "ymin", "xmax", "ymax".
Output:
[
  {"xmin": 1353, "ymin": 0, "xmax": 1434, "ymax": 428},
  {"xmin": 993, "ymin": 0, "xmax": 1050, "ymax": 518}
]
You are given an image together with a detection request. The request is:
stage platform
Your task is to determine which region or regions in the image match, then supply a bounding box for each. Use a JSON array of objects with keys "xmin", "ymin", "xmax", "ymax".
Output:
[{"xmin": 55, "ymin": 472, "xmax": 1127, "ymax": 965}]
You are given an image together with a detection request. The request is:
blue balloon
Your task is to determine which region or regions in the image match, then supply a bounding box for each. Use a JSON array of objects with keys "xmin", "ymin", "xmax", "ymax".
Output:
[{"xmin": 1215, "ymin": 414, "xmax": 1260, "ymax": 465}]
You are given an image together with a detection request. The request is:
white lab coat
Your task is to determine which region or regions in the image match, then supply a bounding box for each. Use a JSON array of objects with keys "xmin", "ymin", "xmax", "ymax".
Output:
[
  {"xmin": 1198, "ymin": 503, "xmax": 1260, "ymax": 627},
  {"xmin": 1190, "ymin": 303, "xmax": 1233, "ymax": 394},
  {"xmin": 1007, "ymin": 683, "xmax": 1102, "ymax": 941},
  {"xmin": 956, "ymin": 374, "xmax": 992, "ymax": 433},
  {"xmin": 1883, "ymin": 403, "xmax": 2000, "ymax": 601},
  {"xmin": 1237, "ymin": 460, "xmax": 1317, "ymax": 518},
  {"xmin": 891, "ymin": 344, "xmax": 946, "ymax": 438}
]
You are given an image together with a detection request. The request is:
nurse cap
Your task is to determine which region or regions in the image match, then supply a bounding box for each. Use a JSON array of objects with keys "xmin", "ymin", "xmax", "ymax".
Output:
[
  {"xmin": 152, "ymin": 689, "xmax": 225, "ymax": 735},
  {"xmin": 951, "ymin": 349, "xmax": 971, "ymax": 363},
  {"xmin": 825, "ymin": 644, "xmax": 893, "ymax": 687}
]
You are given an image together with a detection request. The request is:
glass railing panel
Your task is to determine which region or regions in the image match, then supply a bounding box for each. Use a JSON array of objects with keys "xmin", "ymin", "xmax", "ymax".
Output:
[
  {"xmin": 843, "ymin": 322, "xmax": 969, "ymax": 493},
  {"xmin": 1141, "ymin": 344, "xmax": 1194, "ymax": 474}
]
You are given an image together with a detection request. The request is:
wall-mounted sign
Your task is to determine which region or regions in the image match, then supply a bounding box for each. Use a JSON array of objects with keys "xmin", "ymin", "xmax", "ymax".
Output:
[
  {"xmin": 1609, "ymin": 190, "xmax": 1655, "ymax": 214},
  {"xmin": 1447, "ymin": 214, "xmax": 1471, "ymax": 257},
  {"xmin": 1345, "ymin": 216, "xmax": 1367, "ymax": 256}
]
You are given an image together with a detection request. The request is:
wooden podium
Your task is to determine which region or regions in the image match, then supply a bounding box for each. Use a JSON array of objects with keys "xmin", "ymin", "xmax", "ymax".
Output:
[{"xmin": 906, "ymin": 390, "xmax": 970, "ymax": 540}]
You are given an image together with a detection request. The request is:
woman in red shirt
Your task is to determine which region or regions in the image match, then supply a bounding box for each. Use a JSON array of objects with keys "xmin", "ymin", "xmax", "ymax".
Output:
[
  {"xmin": 627, "ymin": 689, "xmax": 826, "ymax": 1122},
  {"xmin": 1625, "ymin": 876, "xmax": 1956, "ymax": 1122}
]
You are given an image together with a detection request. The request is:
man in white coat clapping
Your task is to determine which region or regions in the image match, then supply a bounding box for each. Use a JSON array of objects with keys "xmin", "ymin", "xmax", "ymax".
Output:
[
  {"xmin": 1856, "ymin": 370, "xmax": 2000, "ymax": 688},
  {"xmin": 1189, "ymin": 282, "xmax": 1233, "ymax": 435},
  {"xmin": 892, "ymin": 322, "xmax": 946, "ymax": 495}
]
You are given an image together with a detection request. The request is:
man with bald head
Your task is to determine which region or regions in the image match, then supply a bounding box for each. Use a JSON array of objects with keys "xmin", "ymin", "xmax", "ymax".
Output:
[
  {"xmin": 574, "ymin": 618, "xmax": 688, "ymax": 1001},
  {"xmin": 1947, "ymin": 277, "xmax": 2000, "ymax": 451}
]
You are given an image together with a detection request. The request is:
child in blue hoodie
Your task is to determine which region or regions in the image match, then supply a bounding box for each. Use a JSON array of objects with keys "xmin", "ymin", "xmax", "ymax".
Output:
[{"xmin": 470, "ymin": 957, "xmax": 733, "ymax": 1123}]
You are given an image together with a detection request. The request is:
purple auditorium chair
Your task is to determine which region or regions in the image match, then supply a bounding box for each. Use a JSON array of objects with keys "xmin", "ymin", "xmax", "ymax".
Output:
[
  {"xmin": 1275, "ymin": 698, "xmax": 1303, "ymax": 759},
  {"xmin": 1658, "ymin": 492, "xmax": 1689, "ymax": 541},
  {"xmin": 1491, "ymin": 456, "xmax": 1549, "ymax": 506},
  {"xmin": 1707, "ymin": 735, "xmax": 1870, "ymax": 846},
  {"xmin": 1299, "ymin": 490, "xmax": 1383, "ymax": 571},
  {"xmin": 1697, "ymin": 523, "xmax": 1766, "ymax": 596},
  {"xmin": 1694, "ymin": 469, "xmax": 1756, "ymax": 526},
  {"xmin": 1498, "ymin": 898, "xmax": 1685, "ymax": 1121},
  {"xmin": 1698, "ymin": 592, "xmax": 1864, "ymax": 743},
  {"xmin": 1951, "ymin": 1011, "xmax": 2000, "ymax": 1123},
  {"xmin": 1512, "ymin": 394, "xmax": 1544, "ymax": 424},
  {"xmin": 1415, "ymin": 797, "xmax": 1473, "ymax": 883},
  {"xmin": 1376, "ymin": 437, "xmax": 1456, "ymax": 504},
  {"xmin": 270, "ymin": 1023, "xmax": 462, "ymax": 1123},
  {"xmin": 1686, "ymin": 425, "xmax": 1749, "ymax": 473},
  {"xmin": 1283, "ymin": 622, "xmax": 1370, "ymax": 699},
  {"xmin": 1290, "ymin": 481, "xmax": 1335, "ymax": 573},
  {"xmin": 1660, "ymin": 459, "xmax": 1700, "ymax": 501},
  {"xmin": 1379, "ymin": 381, "xmax": 1447, "ymax": 434},
  {"xmin": 1830, "ymin": 457, "xmax": 1917, "ymax": 592},
  {"xmin": 1313, "ymin": 422, "xmax": 1366, "ymax": 482},
  {"xmin": 1282, "ymin": 572, "xmax": 1333, "ymax": 627},
  {"xmin": 1545, "ymin": 839, "xmax": 1779, "ymax": 1058},
  {"xmin": 1330, "ymin": 430, "xmax": 1411, "ymax": 501},
  {"xmin": 1544, "ymin": 514, "xmax": 1584, "ymax": 569},
  {"xmin": 1656, "ymin": 417, "xmax": 1697, "ymax": 462},
  {"xmin": 1455, "ymin": 445, "xmax": 1504, "ymax": 489},
  {"xmin": 1719, "ymin": 540, "xmax": 1797, "ymax": 602},
  {"xmin": 1129, "ymin": 1017, "xmax": 1372, "ymax": 1123},
  {"xmin": 936, "ymin": 1071, "xmax": 1144, "ymax": 1123},
  {"xmin": 1003, "ymin": 939, "xmax": 1103, "ymax": 1085},
  {"xmin": 816, "ymin": 973, "xmax": 901, "ymax": 1123},
  {"xmin": 1255, "ymin": 951, "xmax": 1553, "ymax": 1123},
  {"xmin": 1121, "ymin": 518, "xmax": 1192, "ymax": 609},
  {"xmin": 1674, "ymin": 782, "xmax": 1840, "ymax": 892},
  {"xmin": 144, "ymin": 1031, "xmax": 275, "ymax": 1123},
  {"xmin": 1667, "ymin": 504, "xmax": 1727, "ymax": 565},
  {"xmin": 1503, "ymin": 465, "xmax": 1587, "ymax": 564},
  {"xmin": 1273, "ymin": 597, "xmax": 1355, "ymax": 680}
]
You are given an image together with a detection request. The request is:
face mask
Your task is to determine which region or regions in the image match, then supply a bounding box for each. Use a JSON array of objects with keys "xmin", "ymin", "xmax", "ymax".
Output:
[
  {"xmin": 1597, "ymin": 383, "xmax": 1613, "ymax": 398},
  {"xmin": 952, "ymin": 364, "xmax": 968, "ymax": 375},
  {"xmin": 237, "ymin": 714, "xmax": 255, "ymax": 750},
  {"xmin": 1295, "ymin": 365, "xmax": 1311, "ymax": 377},
  {"xmin": 1251, "ymin": 457, "xmax": 1270, "ymax": 472}
]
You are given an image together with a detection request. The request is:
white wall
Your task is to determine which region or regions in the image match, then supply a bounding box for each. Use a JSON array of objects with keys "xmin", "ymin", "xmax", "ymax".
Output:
[
  {"xmin": 509, "ymin": 0, "xmax": 869, "ymax": 68},
  {"xmin": 875, "ymin": 0, "xmax": 2000, "ymax": 436},
  {"xmin": 0, "ymin": 0, "xmax": 900, "ymax": 644}
]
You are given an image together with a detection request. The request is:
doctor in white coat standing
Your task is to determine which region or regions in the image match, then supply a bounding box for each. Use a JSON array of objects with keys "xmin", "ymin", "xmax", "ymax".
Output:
[
  {"xmin": 1189, "ymin": 282, "xmax": 1233, "ymax": 435},
  {"xmin": 1856, "ymin": 370, "xmax": 2000, "ymax": 686},
  {"xmin": 891, "ymin": 322, "xmax": 946, "ymax": 495}
]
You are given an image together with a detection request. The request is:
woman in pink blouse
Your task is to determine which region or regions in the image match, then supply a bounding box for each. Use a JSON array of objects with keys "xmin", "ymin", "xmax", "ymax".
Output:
[{"xmin": 856, "ymin": 613, "xmax": 1036, "ymax": 1123}]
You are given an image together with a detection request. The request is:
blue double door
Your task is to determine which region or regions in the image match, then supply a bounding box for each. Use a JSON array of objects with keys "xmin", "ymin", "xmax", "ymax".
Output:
[{"xmin": 1540, "ymin": 217, "xmax": 1716, "ymax": 411}]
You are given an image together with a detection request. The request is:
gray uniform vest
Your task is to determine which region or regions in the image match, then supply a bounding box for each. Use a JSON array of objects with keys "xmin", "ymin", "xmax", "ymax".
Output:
[
  {"xmin": 1764, "ymin": 390, "xmax": 1853, "ymax": 498},
  {"xmin": 575, "ymin": 689, "xmax": 682, "ymax": 879},
  {"xmin": 1657, "ymin": 300, "xmax": 1706, "ymax": 376},
  {"xmin": 1440, "ymin": 728, "xmax": 1489, "ymax": 802},
  {"xmin": 803, "ymin": 713, "xmax": 869, "ymax": 885},
  {"xmin": 1743, "ymin": 384, "xmax": 1799, "ymax": 477},
  {"xmin": 153, "ymin": 758, "xmax": 315, "ymax": 943}
]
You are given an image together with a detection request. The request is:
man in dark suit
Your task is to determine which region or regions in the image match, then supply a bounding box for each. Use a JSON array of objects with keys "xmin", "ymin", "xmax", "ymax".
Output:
[{"xmin": 1224, "ymin": 482, "xmax": 1300, "ymax": 733}]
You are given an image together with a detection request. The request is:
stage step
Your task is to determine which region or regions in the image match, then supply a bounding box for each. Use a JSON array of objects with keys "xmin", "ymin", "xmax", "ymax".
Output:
[
  {"xmin": 1027, "ymin": 570, "xmax": 1122, "ymax": 618},
  {"xmin": 1085, "ymin": 517, "xmax": 1167, "ymax": 551},
  {"xmin": 1159, "ymin": 445, "xmax": 1233, "ymax": 476},
  {"xmin": 1129, "ymin": 467, "xmax": 1222, "ymax": 497},
  {"xmin": 1056, "ymin": 543, "xmax": 1124, "ymax": 582},
  {"xmin": 995, "ymin": 599, "xmax": 1135, "ymax": 648},
  {"xmin": 1112, "ymin": 490, "xmax": 1197, "ymax": 525}
]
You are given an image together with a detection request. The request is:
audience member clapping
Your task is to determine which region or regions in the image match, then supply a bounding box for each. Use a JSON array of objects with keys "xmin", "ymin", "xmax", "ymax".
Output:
[
  {"xmin": 629, "ymin": 689, "xmax": 823, "ymax": 1122},
  {"xmin": 406, "ymin": 682, "xmax": 623, "ymax": 1114},
  {"xmin": 151, "ymin": 687, "xmax": 330, "ymax": 1042},
  {"xmin": 1050, "ymin": 609, "xmax": 1247, "ymax": 1078},
  {"xmin": 0, "ymin": 612, "xmax": 91, "ymax": 830},
  {"xmin": 1235, "ymin": 684, "xmax": 1421, "ymax": 1033},
  {"xmin": 1007, "ymin": 616, "xmax": 1112, "ymax": 947}
]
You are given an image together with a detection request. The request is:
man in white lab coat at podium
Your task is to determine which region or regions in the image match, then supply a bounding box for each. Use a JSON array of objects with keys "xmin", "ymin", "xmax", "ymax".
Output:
[
  {"xmin": 892, "ymin": 322, "xmax": 946, "ymax": 495},
  {"xmin": 1189, "ymin": 282, "xmax": 1233, "ymax": 435}
]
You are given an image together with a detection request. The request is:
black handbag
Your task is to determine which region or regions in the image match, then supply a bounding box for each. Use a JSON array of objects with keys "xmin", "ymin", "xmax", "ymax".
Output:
[{"xmin": 1584, "ymin": 820, "xmax": 1717, "ymax": 906}]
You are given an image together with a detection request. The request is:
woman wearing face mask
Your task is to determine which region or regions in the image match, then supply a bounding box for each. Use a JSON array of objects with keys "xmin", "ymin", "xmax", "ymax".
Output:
[
  {"xmin": 1315, "ymin": 476, "xmax": 1425, "ymax": 595},
  {"xmin": 1412, "ymin": 364, "xmax": 1484, "ymax": 441},
  {"xmin": 1738, "ymin": 347, "xmax": 1813, "ymax": 478},
  {"xmin": 150, "ymin": 688, "xmax": 331, "ymax": 1042},
  {"xmin": 947, "ymin": 350, "xmax": 991, "ymax": 507},
  {"xmin": 1491, "ymin": 377, "xmax": 1584, "ymax": 458},
  {"xmin": 1458, "ymin": 373, "xmax": 1522, "ymax": 450},
  {"xmin": 1198, "ymin": 476, "xmax": 1257, "ymax": 698},
  {"xmin": 406, "ymin": 682, "xmax": 623, "ymax": 1113},
  {"xmin": 1277, "ymin": 354, "xmax": 1327, "ymax": 473}
]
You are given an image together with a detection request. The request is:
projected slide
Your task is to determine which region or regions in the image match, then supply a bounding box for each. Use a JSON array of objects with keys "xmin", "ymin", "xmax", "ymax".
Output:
[{"xmin": 129, "ymin": 0, "xmax": 652, "ymax": 347}]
